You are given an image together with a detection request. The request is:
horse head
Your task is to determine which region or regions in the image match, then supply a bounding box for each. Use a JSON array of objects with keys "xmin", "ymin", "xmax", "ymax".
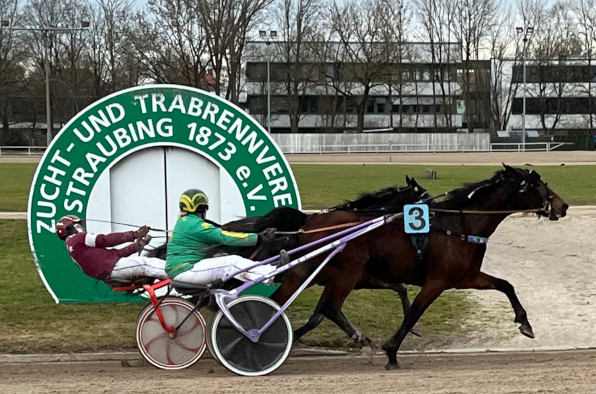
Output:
[{"xmin": 501, "ymin": 164, "xmax": 568, "ymax": 220}]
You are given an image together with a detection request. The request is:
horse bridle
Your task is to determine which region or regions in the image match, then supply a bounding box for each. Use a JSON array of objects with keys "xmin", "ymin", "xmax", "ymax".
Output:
[{"xmin": 517, "ymin": 169, "xmax": 554, "ymax": 218}]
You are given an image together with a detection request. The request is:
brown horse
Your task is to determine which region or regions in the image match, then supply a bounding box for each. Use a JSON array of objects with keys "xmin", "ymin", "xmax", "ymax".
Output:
[
  {"xmin": 269, "ymin": 165, "xmax": 568, "ymax": 368},
  {"xmin": 147, "ymin": 177, "xmax": 430, "ymax": 324}
]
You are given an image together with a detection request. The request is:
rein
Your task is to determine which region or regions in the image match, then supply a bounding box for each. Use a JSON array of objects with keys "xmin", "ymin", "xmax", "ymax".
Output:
[
  {"xmin": 275, "ymin": 221, "xmax": 364, "ymax": 235},
  {"xmin": 85, "ymin": 218, "xmax": 169, "ymax": 233},
  {"xmin": 430, "ymin": 208, "xmax": 545, "ymax": 215}
]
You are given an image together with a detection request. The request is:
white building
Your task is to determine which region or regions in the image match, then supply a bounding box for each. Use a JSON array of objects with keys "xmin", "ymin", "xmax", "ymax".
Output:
[
  {"xmin": 243, "ymin": 41, "xmax": 488, "ymax": 133},
  {"xmin": 492, "ymin": 57, "xmax": 596, "ymax": 135}
]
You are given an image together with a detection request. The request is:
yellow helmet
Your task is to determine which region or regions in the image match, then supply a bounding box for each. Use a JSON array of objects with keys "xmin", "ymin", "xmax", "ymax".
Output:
[{"xmin": 179, "ymin": 189, "xmax": 209, "ymax": 212}]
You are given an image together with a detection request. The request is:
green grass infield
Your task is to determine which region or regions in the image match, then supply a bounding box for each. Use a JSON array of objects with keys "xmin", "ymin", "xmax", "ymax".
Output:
[{"xmin": 0, "ymin": 163, "xmax": 592, "ymax": 212}]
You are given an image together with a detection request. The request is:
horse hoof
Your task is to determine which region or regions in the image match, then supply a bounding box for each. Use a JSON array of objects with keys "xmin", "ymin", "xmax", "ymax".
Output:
[
  {"xmin": 385, "ymin": 361, "xmax": 401, "ymax": 370},
  {"xmin": 519, "ymin": 324, "xmax": 535, "ymax": 339},
  {"xmin": 360, "ymin": 336, "xmax": 374, "ymax": 347}
]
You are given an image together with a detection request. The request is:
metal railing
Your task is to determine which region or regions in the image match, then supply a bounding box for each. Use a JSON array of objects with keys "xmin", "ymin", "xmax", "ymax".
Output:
[
  {"xmin": 0, "ymin": 141, "xmax": 575, "ymax": 156},
  {"xmin": 489, "ymin": 142, "xmax": 575, "ymax": 152},
  {"xmin": 0, "ymin": 146, "xmax": 46, "ymax": 155},
  {"xmin": 281, "ymin": 143, "xmax": 491, "ymax": 154},
  {"xmin": 280, "ymin": 141, "xmax": 575, "ymax": 154}
]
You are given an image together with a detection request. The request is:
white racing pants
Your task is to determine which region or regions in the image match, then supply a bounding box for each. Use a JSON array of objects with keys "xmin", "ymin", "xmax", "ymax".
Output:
[
  {"xmin": 109, "ymin": 255, "xmax": 168, "ymax": 281},
  {"xmin": 172, "ymin": 255, "xmax": 277, "ymax": 286}
]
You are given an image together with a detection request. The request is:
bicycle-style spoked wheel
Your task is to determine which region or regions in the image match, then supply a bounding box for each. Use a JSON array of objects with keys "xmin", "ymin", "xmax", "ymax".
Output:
[
  {"xmin": 136, "ymin": 297, "xmax": 207, "ymax": 370},
  {"xmin": 209, "ymin": 295, "xmax": 293, "ymax": 376}
]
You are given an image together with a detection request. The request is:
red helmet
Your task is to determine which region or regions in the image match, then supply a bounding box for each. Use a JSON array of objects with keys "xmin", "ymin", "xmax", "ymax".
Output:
[{"xmin": 56, "ymin": 215, "xmax": 85, "ymax": 240}]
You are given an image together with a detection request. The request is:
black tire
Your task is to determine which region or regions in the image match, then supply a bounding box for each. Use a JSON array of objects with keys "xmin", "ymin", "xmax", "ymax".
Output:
[
  {"xmin": 136, "ymin": 297, "xmax": 207, "ymax": 370},
  {"xmin": 209, "ymin": 295, "xmax": 293, "ymax": 376},
  {"xmin": 206, "ymin": 312, "xmax": 223, "ymax": 366}
]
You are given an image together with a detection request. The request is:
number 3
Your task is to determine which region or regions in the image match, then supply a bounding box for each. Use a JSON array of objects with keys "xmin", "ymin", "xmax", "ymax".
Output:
[
  {"xmin": 408, "ymin": 207, "xmax": 426, "ymax": 231},
  {"xmin": 403, "ymin": 204, "xmax": 430, "ymax": 234}
]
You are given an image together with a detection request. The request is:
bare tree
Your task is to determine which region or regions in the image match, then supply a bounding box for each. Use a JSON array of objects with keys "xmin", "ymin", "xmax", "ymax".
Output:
[
  {"xmin": 0, "ymin": 0, "xmax": 21, "ymax": 145},
  {"xmin": 570, "ymin": 0, "xmax": 596, "ymax": 135},
  {"xmin": 377, "ymin": 0, "xmax": 413, "ymax": 131},
  {"xmin": 270, "ymin": 0, "xmax": 329, "ymax": 132},
  {"xmin": 487, "ymin": 6, "xmax": 519, "ymax": 134},
  {"xmin": 196, "ymin": 0, "xmax": 274, "ymax": 102},
  {"xmin": 96, "ymin": 0, "xmax": 132, "ymax": 93},
  {"xmin": 126, "ymin": 0, "xmax": 211, "ymax": 88},
  {"xmin": 452, "ymin": 0, "xmax": 498, "ymax": 132},
  {"xmin": 414, "ymin": 0, "xmax": 456, "ymax": 130},
  {"xmin": 21, "ymin": 0, "xmax": 92, "ymax": 127},
  {"xmin": 525, "ymin": 0, "xmax": 581, "ymax": 132},
  {"xmin": 323, "ymin": 0, "xmax": 403, "ymax": 132}
]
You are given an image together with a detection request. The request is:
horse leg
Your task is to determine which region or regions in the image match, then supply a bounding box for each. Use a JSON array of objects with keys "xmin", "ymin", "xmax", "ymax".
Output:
[
  {"xmin": 294, "ymin": 280, "xmax": 371, "ymax": 347},
  {"xmin": 357, "ymin": 278, "xmax": 420, "ymax": 337},
  {"xmin": 458, "ymin": 271, "xmax": 534, "ymax": 339},
  {"xmin": 323, "ymin": 306, "xmax": 373, "ymax": 347},
  {"xmin": 293, "ymin": 294, "xmax": 326, "ymax": 343},
  {"xmin": 382, "ymin": 282, "xmax": 445, "ymax": 370},
  {"xmin": 392, "ymin": 283, "xmax": 411, "ymax": 314},
  {"xmin": 391, "ymin": 283, "xmax": 421, "ymax": 337}
]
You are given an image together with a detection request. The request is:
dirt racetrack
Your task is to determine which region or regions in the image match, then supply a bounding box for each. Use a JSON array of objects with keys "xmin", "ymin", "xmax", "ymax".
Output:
[
  {"xmin": 2, "ymin": 350, "xmax": 596, "ymax": 393},
  {"xmin": 3, "ymin": 150, "xmax": 596, "ymax": 165},
  {"xmin": 284, "ymin": 151, "xmax": 596, "ymax": 165}
]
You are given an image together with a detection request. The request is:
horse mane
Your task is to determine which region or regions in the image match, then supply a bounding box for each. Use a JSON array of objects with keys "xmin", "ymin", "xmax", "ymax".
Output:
[
  {"xmin": 434, "ymin": 170, "xmax": 508, "ymax": 209},
  {"xmin": 335, "ymin": 185, "xmax": 411, "ymax": 212}
]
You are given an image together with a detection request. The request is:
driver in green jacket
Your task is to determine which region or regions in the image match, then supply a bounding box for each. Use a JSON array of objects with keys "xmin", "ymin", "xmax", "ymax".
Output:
[{"xmin": 165, "ymin": 189, "xmax": 289, "ymax": 286}]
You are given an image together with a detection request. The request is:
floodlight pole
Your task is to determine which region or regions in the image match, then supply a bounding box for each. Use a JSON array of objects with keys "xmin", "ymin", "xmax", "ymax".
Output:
[
  {"xmin": 259, "ymin": 30, "xmax": 276, "ymax": 133},
  {"xmin": 0, "ymin": 23, "xmax": 89, "ymax": 145},
  {"xmin": 44, "ymin": 32, "xmax": 51, "ymax": 146},
  {"xmin": 267, "ymin": 52, "xmax": 271, "ymax": 133},
  {"xmin": 522, "ymin": 37, "xmax": 527, "ymax": 152},
  {"xmin": 517, "ymin": 26, "xmax": 534, "ymax": 153}
]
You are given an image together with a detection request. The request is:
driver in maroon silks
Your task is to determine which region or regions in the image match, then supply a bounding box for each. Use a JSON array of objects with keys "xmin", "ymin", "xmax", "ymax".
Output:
[{"xmin": 55, "ymin": 215, "xmax": 168, "ymax": 283}]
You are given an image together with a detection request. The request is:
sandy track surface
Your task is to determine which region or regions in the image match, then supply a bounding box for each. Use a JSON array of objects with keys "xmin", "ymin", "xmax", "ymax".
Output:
[
  {"xmin": 0, "ymin": 156, "xmax": 40, "ymax": 164},
  {"xmin": 2, "ymin": 350, "xmax": 596, "ymax": 393},
  {"xmin": 285, "ymin": 151, "xmax": 596, "ymax": 165},
  {"xmin": 3, "ymin": 151, "xmax": 596, "ymax": 165},
  {"xmin": 448, "ymin": 210, "xmax": 596, "ymax": 351}
]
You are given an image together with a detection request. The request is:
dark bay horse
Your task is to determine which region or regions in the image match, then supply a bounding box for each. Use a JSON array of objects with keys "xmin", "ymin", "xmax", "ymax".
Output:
[
  {"xmin": 147, "ymin": 177, "xmax": 429, "ymax": 322},
  {"xmin": 269, "ymin": 165, "xmax": 568, "ymax": 369}
]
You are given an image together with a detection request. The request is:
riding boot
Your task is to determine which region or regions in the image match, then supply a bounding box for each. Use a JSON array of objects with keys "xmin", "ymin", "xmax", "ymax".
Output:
[
  {"xmin": 273, "ymin": 250, "xmax": 290, "ymax": 283},
  {"xmin": 276, "ymin": 249, "xmax": 290, "ymax": 267}
]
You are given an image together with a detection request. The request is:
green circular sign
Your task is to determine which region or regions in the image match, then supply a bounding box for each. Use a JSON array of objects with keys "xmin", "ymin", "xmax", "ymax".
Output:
[{"xmin": 27, "ymin": 85, "xmax": 301, "ymax": 303}]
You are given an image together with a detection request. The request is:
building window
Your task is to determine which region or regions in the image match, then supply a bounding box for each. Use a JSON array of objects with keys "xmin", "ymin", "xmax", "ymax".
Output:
[
  {"xmin": 376, "ymin": 98, "xmax": 386, "ymax": 113},
  {"xmin": 246, "ymin": 63, "xmax": 266, "ymax": 82},
  {"xmin": 248, "ymin": 96, "xmax": 265, "ymax": 113},
  {"xmin": 512, "ymin": 65, "xmax": 596, "ymax": 83},
  {"xmin": 512, "ymin": 97, "xmax": 596, "ymax": 114},
  {"xmin": 365, "ymin": 97, "xmax": 388, "ymax": 113},
  {"xmin": 275, "ymin": 97, "xmax": 291, "ymax": 114},
  {"xmin": 298, "ymin": 96, "xmax": 319, "ymax": 113},
  {"xmin": 401, "ymin": 69, "xmax": 412, "ymax": 82},
  {"xmin": 346, "ymin": 97, "xmax": 358, "ymax": 113}
]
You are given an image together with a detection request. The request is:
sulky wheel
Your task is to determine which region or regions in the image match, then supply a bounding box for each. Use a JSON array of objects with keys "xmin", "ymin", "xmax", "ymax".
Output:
[
  {"xmin": 209, "ymin": 295, "xmax": 293, "ymax": 377},
  {"xmin": 136, "ymin": 297, "xmax": 207, "ymax": 370},
  {"xmin": 206, "ymin": 313, "xmax": 222, "ymax": 366}
]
